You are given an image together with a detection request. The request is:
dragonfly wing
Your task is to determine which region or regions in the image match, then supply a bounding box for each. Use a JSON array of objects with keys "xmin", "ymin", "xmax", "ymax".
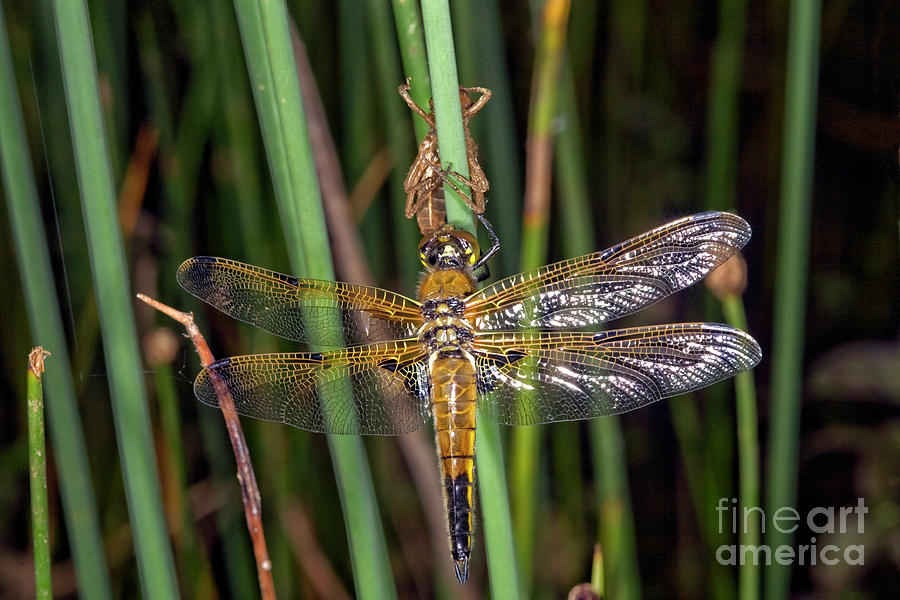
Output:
[
  {"xmin": 178, "ymin": 256, "xmax": 423, "ymax": 345},
  {"xmin": 194, "ymin": 341, "xmax": 430, "ymax": 435},
  {"xmin": 472, "ymin": 324, "xmax": 761, "ymax": 425},
  {"xmin": 467, "ymin": 212, "xmax": 751, "ymax": 330}
]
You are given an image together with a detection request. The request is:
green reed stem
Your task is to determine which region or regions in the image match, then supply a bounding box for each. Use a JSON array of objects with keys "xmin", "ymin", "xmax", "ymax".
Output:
[
  {"xmin": 765, "ymin": 1, "xmax": 821, "ymax": 598},
  {"xmin": 721, "ymin": 297, "xmax": 760, "ymax": 600},
  {"xmin": 555, "ymin": 67, "xmax": 594, "ymax": 260},
  {"xmin": 27, "ymin": 350, "xmax": 52, "ymax": 600},
  {"xmin": 52, "ymin": 0, "xmax": 180, "ymax": 595},
  {"xmin": 604, "ymin": 0, "xmax": 646, "ymax": 234},
  {"xmin": 702, "ymin": 0, "xmax": 751, "ymax": 597},
  {"xmin": 340, "ymin": 0, "xmax": 379, "ymax": 184},
  {"xmin": 0, "ymin": 10, "xmax": 112, "ymax": 598},
  {"xmin": 233, "ymin": 1, "xmax": 396, "ymax": 597},
  {"xmin": 154, "ymin": 361, "xmax": 218, "ymax": 597},
  {"xmin": 475, "ymin": 410, "xmax": 521, "ymax": 599},
  {"xmin": 232, "ymin": 0, "xmax": 305, "ymax": 267},
  {"xmin": 420, "ymin": 0, "xmax": 475, "ymax": 234},
  {"xmin": 86, "ymin": 0, "xmax": 126, "ymax": 180},
  {"xmin": 421, "ymin": 3, "xmax": 520, "ymax": 594},
  {"xmin": 590, "ymin": 418, "xmax": 642, "ymax": 600}
]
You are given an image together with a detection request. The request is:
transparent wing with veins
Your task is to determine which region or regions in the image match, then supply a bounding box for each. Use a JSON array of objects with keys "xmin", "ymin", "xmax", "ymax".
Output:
[
  {"xmin": 466, "ymin": 212, "xmax": 751, "ymax": 331},
  {"xmin": 472, "ymin": 323, "xmax": 761, "ymax": 425},
  {"xmin": 177, "ymin": 256, "xmax": 423, "ymax": 346},
  {"xmin": 193, "ymin": 340, "xmax": 430, "ymax": 435}
]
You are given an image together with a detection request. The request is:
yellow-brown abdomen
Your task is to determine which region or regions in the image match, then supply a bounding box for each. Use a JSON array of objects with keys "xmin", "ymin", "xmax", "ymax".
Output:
[{"xmin": 431, "ymin": 354, "xmax": 477, "ymax": 582}]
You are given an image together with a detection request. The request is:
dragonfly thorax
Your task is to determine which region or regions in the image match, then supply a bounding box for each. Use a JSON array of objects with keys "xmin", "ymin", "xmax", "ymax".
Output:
[
  {"xmin": 418, "ymin": 314, "xmax": 474, "ymax": 351},
  {"xmin": 417, "ymin": 237, "xmax": 477, "ymax": 353},
  {"xmin": 418, "ymin": 269, "xmax": 475, "ymax": 304}
]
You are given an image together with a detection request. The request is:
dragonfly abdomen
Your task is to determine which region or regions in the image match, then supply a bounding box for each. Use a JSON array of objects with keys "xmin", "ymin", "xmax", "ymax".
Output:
[{"xmin": 431, "ymin": 354, "xmax": 477, "ymax": 583}]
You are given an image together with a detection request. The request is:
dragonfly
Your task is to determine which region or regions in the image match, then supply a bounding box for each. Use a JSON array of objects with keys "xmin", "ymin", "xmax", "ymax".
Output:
[{"xmin": 176, "ymin": 211, "xmax": 761, "ymax": 582}]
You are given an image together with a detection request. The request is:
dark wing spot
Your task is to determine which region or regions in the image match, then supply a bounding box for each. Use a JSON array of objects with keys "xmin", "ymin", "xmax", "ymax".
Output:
[
  {"xmin": 487, "ymin": 349, "xmax": 526, "ymax": 365},
  {"xmin": 379, "ymin": 358, "xmax": 400, "ymax": 372}
]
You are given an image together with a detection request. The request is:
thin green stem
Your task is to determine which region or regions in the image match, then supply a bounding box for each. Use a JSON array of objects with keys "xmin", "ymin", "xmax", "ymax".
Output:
[
  {"xmin": 232, "ymin": 0, "xmax": 306, "ymax": 271},
  {"xmin": 52, "ymin": 0, "xmax": 179, "ymax": 595},
  {"xmin": 669, "ymin": 391, "xmax": 734, "ymax": 599},
  {"xmin": 474, "ymin": 410, "xmax": 521, "ymax": 598},
  {"xmin": 722, "ymin": 297, "xmax": 760, "ymax": 600},
  {"xmin": 27, "ymin": 349, "xmax": 52, "ymax": 600},
  {"xmin": 697, "ymin": 1, "xmax": 750, "ymax": 596},
  {"xmin": 154, "ymin": 361, "xmax": 218, "ymax": 597},
  {"xmin": 765, "ymin": 2, "xmax": 820, "ymax": 598},
  {"xmin": 589, "ymin": 418, "xmax": 642, "ymax": 600},
  {"xmin": 554, "ymin": 50, "xmax": 643, "ymax": 600}
]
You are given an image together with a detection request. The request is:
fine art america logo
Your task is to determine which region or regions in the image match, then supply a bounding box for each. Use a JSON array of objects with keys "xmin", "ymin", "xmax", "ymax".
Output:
[{"xmin": 716, "ymin": 498, "xmax": 867, "ymax": 566}]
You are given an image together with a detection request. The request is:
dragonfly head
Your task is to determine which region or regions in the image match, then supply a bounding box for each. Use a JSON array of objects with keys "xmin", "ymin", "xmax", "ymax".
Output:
[{"xmin": 419, "ymin": 224, "xmax": 480, "ymax": 272}]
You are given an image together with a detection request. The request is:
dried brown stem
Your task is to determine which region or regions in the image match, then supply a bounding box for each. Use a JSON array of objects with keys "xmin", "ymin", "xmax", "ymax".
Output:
[{"xmin": 136, "ymin": 294, "xmax": 276, "ymax": 600}]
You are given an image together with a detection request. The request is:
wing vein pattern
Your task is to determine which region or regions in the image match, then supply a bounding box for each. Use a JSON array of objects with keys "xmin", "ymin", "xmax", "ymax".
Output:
[
  {"xmin": 472, "ymin": 323, "xmax": 761, "ymax": 425},
  {"xmin": 177, "ymin": 256, "xmax": 423, "ymax": 345},
  {"xmin": 193, "ymin": 340, "xmax": 430, "ymax": 435},
  {"xmin": 466, "ymin": 211, "xmax": 751, "ymax": 331}
]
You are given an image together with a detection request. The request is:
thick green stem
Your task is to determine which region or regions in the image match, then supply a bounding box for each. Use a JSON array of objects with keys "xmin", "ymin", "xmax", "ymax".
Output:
[
  {"xmin": 0, "ymin": 8, "xmax": 111, "ymax": 597},
  {"xmin": 52, "ymin": 0, "xmax": 180, "ymax": 594},
  {"xmin": 421, "ymin": 2, "xmax": 520, "ymax": 594},
  {"xmin": 233, "ymin": 1, "xmax": 397, "ymax": 597},
  {"xmin": 420, "ymin": 0, "xmax": 475, "ymax": 234}
]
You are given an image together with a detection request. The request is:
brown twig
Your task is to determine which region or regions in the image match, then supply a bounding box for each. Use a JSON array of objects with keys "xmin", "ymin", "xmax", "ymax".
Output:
[{"xmin": 136, "ymin": 294, "xmax": 276, "ymax": 600}]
